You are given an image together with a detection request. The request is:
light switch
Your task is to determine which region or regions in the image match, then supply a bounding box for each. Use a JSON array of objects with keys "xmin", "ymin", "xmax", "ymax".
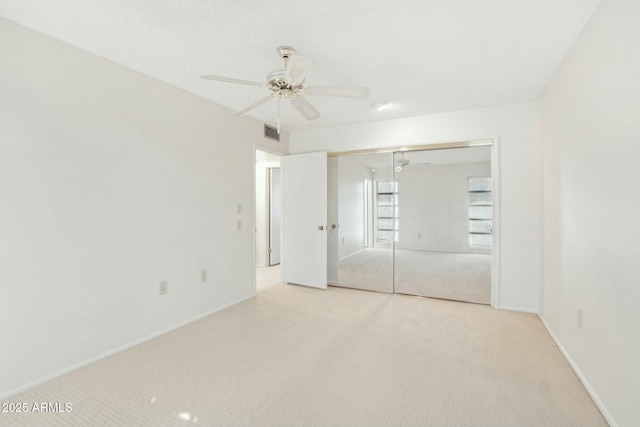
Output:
[
  {"xmin": 159, "ymin": 280, "xmax": 168, "ymax": 296},
  {"xmin": 237, "ymin": 203, "xmax": 242, "ymax": 215}
]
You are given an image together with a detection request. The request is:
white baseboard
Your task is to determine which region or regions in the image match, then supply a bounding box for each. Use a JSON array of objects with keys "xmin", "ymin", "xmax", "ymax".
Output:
[
  {"xmin": 495, "ymin": 304, "xmax": 538, "ymax": 314},
  {"xmin": 0, "ymin": 294, "xmax": 254, "ymax": 401},
  {"xmin": 539, "ymin": 315, "xmax": 618, "ymax": 427}
]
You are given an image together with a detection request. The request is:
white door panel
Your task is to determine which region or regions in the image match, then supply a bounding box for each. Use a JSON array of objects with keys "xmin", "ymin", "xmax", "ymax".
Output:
[{"xmin": 282, "ymin": 152, "xmax": 327, "ymax": 289}]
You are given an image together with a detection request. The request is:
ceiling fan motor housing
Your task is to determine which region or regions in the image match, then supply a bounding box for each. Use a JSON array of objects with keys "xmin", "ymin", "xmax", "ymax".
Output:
[{"xmin": 266, "ymin": 70, "xmax": 304, "ymax": 100}]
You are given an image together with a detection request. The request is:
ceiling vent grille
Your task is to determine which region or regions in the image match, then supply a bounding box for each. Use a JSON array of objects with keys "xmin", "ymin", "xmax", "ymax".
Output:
[{"xmin": 264, "ymin": 124, "xmax": 280, "ymax": 142}]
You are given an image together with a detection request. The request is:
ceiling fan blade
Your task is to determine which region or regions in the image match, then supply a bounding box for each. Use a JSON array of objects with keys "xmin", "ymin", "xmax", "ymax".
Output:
[
  {"xmin": 307, "ymin": 86, "xmax": 369, "ymax": 99},
  {"xmin": 285, "ymin": 56, "xmax": 308, "ymax": 82},
  {"xmin": 291, "ymin": 96, "xmax": 321, "ymax": 121},
  {"xmin": 233, "ymin": 94, "xmax": 275, "ymax": 117},
  {"xmin": 200, "ymin": 75, "xmax": 264, "ymax": 87}
]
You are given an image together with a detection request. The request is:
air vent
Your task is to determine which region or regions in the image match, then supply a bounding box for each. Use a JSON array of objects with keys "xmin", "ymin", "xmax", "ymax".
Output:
[{"xmin": 264, "ymin": 124, "xmax": 280, "ymax": 142}]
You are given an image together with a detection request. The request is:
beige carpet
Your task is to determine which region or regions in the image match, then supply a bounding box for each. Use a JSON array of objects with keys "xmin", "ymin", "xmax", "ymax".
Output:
[
  {"xmin": 337, "ymin": 248, "xmax": 491, "ymax": 304},
  {"xmin": 257, "ymin": 264, "xmax": 282, "ymax": 292},
  {"xmin": 1, "ymin": 270, "xmax": 606, "ymax": 426},
  {"xmin": 336, "ymin": 248, "xmax": 394, "ymax": 293}
]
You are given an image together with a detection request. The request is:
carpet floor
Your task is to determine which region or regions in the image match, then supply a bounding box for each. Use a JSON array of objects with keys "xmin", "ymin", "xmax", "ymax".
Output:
[{"xmin": 1, "ymin": 269, "xmax": 606, "ymax": 426}]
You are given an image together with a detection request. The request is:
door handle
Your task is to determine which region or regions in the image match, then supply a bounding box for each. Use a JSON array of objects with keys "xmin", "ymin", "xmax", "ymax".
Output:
[
  {"xmin": 331, "ymin": 224, "xmax": 337, "ymax": 229},
  {"xmin": 318, "ymin": 225, "xmax": 324, "ymax": 231}
]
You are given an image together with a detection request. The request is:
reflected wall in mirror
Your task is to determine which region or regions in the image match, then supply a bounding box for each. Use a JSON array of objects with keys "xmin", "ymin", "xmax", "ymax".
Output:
[
  {"xmin": 393, "ymin": 146, "xmax": 492, "ymax": 304},
  {"xmin": 329, "ymin": 153, "xmax": 394, "ymax": 293}
]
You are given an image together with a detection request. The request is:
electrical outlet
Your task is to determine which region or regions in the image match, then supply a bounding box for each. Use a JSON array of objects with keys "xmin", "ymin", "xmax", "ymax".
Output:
[
  {"xmin": 159, "ymin": 280, "xmax": 168, "ymax": 296},
  {"xmin": 577, "ymin": 309, "xmax": 583, "ymax": 328},
  {"xmin": 201, "ymin": 269, "xmax": 207, "ymax": 283}
]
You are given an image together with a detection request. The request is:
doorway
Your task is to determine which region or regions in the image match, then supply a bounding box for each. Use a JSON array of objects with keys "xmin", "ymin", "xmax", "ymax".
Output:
[{"xmin": 255, "ymin": 149, "xmax": 282, "ymax": 293}]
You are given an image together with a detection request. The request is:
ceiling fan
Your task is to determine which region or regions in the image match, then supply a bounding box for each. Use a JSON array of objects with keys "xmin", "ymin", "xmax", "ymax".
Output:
[
  {"xmin": 200, "ymin": 46, "xmax": 369, "ymax": 131},
  {"xmin": 395, "ymin": 153, "xmax": 431, "ymax": 172}
]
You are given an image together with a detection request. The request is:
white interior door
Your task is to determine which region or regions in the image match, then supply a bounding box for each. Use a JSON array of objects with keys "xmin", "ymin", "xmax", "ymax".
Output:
[
  {"xmin": 282, "ymin": 152, "xmax": 327, "ymax": 289},
  {"xmin": 268, "ymin": 167, "xmax": 281, "ymax": 266}
]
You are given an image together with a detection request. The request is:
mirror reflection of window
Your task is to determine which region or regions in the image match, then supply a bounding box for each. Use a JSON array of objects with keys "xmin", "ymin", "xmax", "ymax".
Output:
[
  {"xmin": 376, "ymin": 181, "xmax": 399, "ymax": 243},
  {"xmin": 468, "ymin": 177, "xmax": 493, "ymax": 249}
]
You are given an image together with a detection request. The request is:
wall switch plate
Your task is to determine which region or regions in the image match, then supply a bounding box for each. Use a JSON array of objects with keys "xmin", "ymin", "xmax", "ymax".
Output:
[
  {"xmin": 237, "ymin": 219, "xmax": 242, "ymax": 231},
  {"xmin": 237, "ymin": 203, "xmax": 242, "ymax": 215},
  {"xmin": 159, "ymin": 280, "xmax": 168, "ymax": 296},
  {"xmin": 201, "ymin": 269, "xmax": 207, "ymax": 283},
  {"xmin": 577, "ymin": 309, "xmax": 583, "ymax": 328}
]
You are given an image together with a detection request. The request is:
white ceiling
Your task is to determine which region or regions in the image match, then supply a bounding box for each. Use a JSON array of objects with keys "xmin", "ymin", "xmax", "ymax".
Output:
[{"xmin": 0, "ymin": 0, "xmax": 601, "ymax": 131}]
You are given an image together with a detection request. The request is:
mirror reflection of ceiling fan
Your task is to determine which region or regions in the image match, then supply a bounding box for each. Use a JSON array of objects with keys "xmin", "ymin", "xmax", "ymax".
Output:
[
  {"xmin": 395, "ymin": 153, "xmax": 431, "ymax": 172},
  {"xmin": 200, "ymin": 46, "xmax": 369, "ymax": 131}
]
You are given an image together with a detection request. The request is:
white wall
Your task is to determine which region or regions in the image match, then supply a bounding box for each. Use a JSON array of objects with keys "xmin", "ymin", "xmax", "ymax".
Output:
[
  {"xmin": 397, "ymin": 162, "xmax": 491, "ymax": 253},
  {"xmin": 290, "ymin": 102, "xmax": 540, "ymax": 312},
  {"xmin": 338, "ymin": 156, "xmax": 373, "ymax": 260},
  {"xmin": 538, "ymin": 0, "xmax": 640, "ymax": 425},
  {"xmin": 0, "ymin": 18, "xmax": 288, "ymax": 398}
]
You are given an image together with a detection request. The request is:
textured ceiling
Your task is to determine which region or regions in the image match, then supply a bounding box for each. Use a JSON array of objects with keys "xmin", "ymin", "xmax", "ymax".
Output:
[{"xmin": 0, "ymin": 0, "xmax": 601, "ymax": 131}]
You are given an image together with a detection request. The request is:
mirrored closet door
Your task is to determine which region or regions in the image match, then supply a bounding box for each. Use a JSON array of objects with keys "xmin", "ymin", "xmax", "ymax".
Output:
[
  {"xmin": 328, "ymin": 153, "xmax": 394, "ymax": 293},
  {"xmin": 328, "ymin": 144, "xmax": 493, "ymax": 305},
  {"xmin": 392, "ymin": 146, "xmax": 493, "ymax": 304}
]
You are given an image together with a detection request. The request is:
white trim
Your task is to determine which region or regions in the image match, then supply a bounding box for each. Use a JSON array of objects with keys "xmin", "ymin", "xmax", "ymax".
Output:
[
  {"xmin": 279, "ymin": 157, "xmax": 286, "ymax": 284},
  {"xmin": 539, "ymin": 316, "xmax": 618, "ymax": 427},
  {"xmin": 0, "ymin": 294, "xmax": 254, "ymax": 401},
  {"xmin": 538, "ymin": 135, "xmax": 546, "ymax": 316},
  {"xmin": 254, "ymin": 143, "xmax": 286, "ymax": 158},
  {"xmin": 490, "ymin": 137, "xmax": 501, "ymax": 309},
  {"xmin": 280, "ymin": 155, "xmax": 287, "ymax": 285},
  {"xmin": 253, "ymin": 147, "xmax": 258, "ymax": 297},
  {"xmin": 496, "ymin": 305, "xmax": 538, "ymax": 314}
]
